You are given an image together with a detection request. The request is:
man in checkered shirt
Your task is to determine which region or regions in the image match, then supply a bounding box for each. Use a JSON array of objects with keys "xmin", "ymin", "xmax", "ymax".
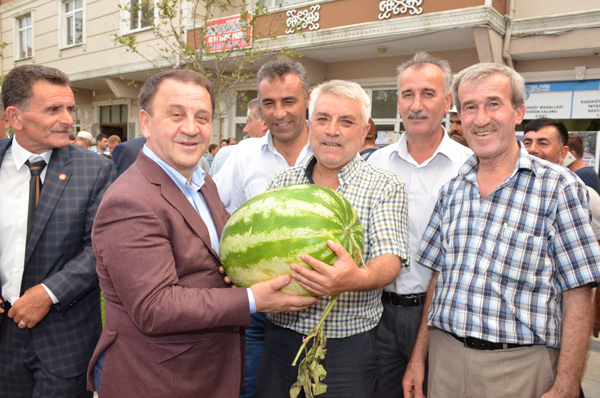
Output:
[
  {"xmin": 255, "ymin": 79, "xmax": 410, "ymax": 398},
  {"xmin": 403, "ymin": 63, "xmax": 600, "ymax": 398}
]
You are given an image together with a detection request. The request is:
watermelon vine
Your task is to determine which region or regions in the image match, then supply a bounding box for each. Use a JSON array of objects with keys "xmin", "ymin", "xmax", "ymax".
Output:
[{"xmin": 290, "ymin": 234, "xmax": 365, "ymax": 398}]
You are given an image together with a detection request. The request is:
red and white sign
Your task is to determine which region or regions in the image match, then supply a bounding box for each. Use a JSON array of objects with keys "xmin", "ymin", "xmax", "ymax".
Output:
[{"xmin": 205, "ymin": 14, "xmax": 252, "ymax": 53}]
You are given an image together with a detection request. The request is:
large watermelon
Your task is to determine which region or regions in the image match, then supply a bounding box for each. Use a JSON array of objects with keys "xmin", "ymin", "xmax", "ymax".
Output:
[{"xmin": 219, "ymin": 184, "xmax": 364, "ymax": 296}]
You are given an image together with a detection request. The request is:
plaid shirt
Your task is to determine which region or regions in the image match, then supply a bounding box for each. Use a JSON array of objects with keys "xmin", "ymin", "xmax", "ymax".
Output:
[
  {"xmin": 417, "ymin": 144, "xmax": 600, "ymax": 348},
  {"xmin": 268, "ymin": 155, "xmax": 410, "ymax": 338}
]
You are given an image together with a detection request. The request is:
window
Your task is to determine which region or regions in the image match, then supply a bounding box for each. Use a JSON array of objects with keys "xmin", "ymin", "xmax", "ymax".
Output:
[
  {"xmin": 64, "ymin": 0, "xmax": 83, "ymax": 46},
  {"xmin": 17, "ymin": 14, "xmax": 33, "ymax": 59},
  {"xmin": 129, "ymin": 0, "xmax": 154, "ymax": 31},
  {"xmin": 72, "ymin": 108, "xmax": 83, "ymax": 133},
  {"xmin": 370, "ymin": 88, "xmax": 403, "ymax": 145}
]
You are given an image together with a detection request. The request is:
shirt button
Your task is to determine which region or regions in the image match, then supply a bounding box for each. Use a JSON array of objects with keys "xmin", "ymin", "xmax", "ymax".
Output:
[{"xmin": 233, "ymin": 326, "xmax": 240, "ymax": 332}]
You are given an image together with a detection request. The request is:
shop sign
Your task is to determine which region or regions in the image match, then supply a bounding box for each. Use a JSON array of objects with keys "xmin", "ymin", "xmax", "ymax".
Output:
[
  {"xmin": 205, "ymin": 14, "xmax": 252, "ymax": 53},
  {"xmin": 525, "ymin": 80, "xmax": 600, "ymax": 119}
]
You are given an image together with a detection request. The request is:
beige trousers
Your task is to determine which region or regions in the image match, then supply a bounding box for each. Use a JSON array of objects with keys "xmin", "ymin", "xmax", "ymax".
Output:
[{"xmin": 428, "ymin": 328, "xmax": 558, "ymax": 398}]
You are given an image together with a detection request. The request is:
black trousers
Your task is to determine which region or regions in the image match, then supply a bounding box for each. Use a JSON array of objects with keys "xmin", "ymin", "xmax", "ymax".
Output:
[{"xmin": 256, "ymin": 319, "xmax": 379, "ymax": 398}]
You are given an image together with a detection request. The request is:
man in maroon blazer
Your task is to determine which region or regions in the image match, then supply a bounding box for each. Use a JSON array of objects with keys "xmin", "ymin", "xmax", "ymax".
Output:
[{"xmin": 86, "ymin": 69, "xmax": 317, "ymax": 398}]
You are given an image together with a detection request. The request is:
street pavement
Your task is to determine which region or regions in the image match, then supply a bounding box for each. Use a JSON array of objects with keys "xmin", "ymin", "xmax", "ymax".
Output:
[{"xmin": 583, "ymin": 336, "xmax": 600, "ymax": 398}]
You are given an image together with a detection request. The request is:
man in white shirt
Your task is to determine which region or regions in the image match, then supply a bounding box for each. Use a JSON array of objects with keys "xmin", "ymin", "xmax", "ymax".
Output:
[
  {"xmin": 213, "ymin": 60, "xmax": 313, "ymax": 398},
  {"xmin": 368, "ymin": 52, "xmax": 472, "ymax": 397}
]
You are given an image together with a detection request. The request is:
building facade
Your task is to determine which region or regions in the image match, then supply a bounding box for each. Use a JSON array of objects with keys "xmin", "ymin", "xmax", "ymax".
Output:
[{"xmin": 1, "ymin": 0, "xmax": 599, "ymax": 155}]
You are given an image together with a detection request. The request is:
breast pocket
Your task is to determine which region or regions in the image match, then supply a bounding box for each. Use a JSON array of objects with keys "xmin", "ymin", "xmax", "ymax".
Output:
[{"xmin": 491, "ymin": 228, "xmax": 547, "ymax": 288}]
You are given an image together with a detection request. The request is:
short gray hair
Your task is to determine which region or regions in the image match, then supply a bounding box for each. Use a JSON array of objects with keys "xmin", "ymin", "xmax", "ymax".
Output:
[
  {"xmin": 257, "ymin": 60, "xmax": 309, "ymax": 99},
  {"xmin": 452, "ymin": 63, "xmax": 526, "ymax": 113},
  {"xmin": 309, "ymin": 80, "xmax": 371, "ymax": 127},
  {"xmin": 247, "ymin": 98, "xmax": 263, "ymax": 121},
  {"xmin": 397, "ymin": 52, "xmax": 452, "ymax": 94}
]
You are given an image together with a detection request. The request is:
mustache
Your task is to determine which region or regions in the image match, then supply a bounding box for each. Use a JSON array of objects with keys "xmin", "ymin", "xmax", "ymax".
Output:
[
  {"xmin": 472, "ymin": 123, "xmax": 499, "ymax": 133},
  {"xmin": 51, "ymin": 127, "xmax": 73, "ymax": 133},
  {"xmin": 406, "ymin": 111, "xmax": 429, "ymax": 119}
]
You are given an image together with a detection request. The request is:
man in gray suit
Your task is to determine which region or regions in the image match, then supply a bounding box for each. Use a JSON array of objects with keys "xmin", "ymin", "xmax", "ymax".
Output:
[{"xmin": 0, "ymin": 65, "xmax": 116, "ymax": 397}]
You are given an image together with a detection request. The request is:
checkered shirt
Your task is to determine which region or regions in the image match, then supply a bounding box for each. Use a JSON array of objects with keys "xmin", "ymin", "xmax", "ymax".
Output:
[
  {"xmin": 417, "ymin": 143, "xmax": 600, "ymax": 349},
  {"xmin": 267, "ymin": 155, "xmax": 410, "ymax": 338}
]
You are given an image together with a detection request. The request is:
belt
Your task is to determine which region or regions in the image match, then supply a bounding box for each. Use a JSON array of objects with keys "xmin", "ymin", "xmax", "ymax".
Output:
[
  {"xmin": 382, "ymin": 292, "xmax": 425, "ymax": 307},
  {"xmin": 0, "ymin": 300, "xmax": 11, "ymax": 311},
  {"xmin": 448, "ymin": 332, "xmax": 531, "ymax": 351}
]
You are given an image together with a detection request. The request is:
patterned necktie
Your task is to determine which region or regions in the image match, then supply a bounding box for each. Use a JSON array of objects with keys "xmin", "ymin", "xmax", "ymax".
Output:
[{"xmin": 25, "ymin": 158, "xmax": 46, "ymax": 244}]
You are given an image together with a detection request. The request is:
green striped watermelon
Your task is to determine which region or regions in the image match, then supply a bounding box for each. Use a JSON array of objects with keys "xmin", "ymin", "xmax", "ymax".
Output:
[{"xmin": 219, "ymin": 184, "xmax": 364, "ymax": 296}]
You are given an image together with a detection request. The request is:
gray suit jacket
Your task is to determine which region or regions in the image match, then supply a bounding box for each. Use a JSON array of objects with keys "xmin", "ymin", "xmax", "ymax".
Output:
[{"xmin": 0, "ymin": 138, "xmax": 116, "ymax": 378}]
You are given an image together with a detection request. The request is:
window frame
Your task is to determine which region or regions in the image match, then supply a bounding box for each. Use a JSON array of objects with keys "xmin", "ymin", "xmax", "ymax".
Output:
[
  {"xmin": 14, "ymin": 10, "xmax": 34, "ymax": 61},
  {"xmin": 58, "ymin": 0, "xmax": 86, "ymax": 50}
]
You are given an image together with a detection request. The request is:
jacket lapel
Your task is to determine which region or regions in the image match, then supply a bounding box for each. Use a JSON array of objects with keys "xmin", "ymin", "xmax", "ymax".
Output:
[
  {"xmin": 136, "ymin": 153, "xmax": 220, "ymax": 261},
  {"xmin": 25, "ymin": 147, "xmax": 71, "ymax": 264}
]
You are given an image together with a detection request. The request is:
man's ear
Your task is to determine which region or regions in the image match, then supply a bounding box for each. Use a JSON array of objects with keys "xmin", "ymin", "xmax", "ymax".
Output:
[
  {"xmin": 558, "ymin": 145, "xmax": 569, "ymax": 164},
  {"xmin": 5, "ymin": 106, "xmax": 23, "ymax": 131},
  {"xmin": 361, "ymin": 122, "xmax": 370, "ymax": 144},
  {"xmin": 444, "ymin": 92, "xmax": 452, "ymax": 114},
  {"xmin": 139, "ymin": 109, "xmax": 151, "ymax": 140},
  {"xmin": 514, "ymin": 104, "xmax": 526, "ymax": 125}
]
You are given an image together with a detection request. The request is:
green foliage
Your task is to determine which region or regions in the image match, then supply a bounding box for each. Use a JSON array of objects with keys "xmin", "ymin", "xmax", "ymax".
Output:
[
  {"xmin": 290, "ymin": 299, "xmax": 332, "ymax": 398},
  {"xmin": 112, "ymin": 0, "xmax": 298, "ymax": 120}
]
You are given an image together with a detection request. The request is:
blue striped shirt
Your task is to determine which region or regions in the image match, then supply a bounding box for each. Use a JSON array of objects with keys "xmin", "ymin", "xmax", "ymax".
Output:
[{"xmin": 417, "ymin": 143, "xmax": 600, "ymax": 349}]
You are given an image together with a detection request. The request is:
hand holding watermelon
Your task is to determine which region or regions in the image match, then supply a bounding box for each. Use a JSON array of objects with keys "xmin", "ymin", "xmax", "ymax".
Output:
[
  {"xmin": 251, "ymin": 274, "xmax": 319, "ymax": 313},
  {"xmin": 291, "ymin": 240, "xmax": 368, "ymax": 297}
]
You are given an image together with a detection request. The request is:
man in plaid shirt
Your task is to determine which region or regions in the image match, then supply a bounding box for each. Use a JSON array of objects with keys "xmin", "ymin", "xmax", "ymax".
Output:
[
  {"xmin": 255, "ymin": 80, "xmax": 410, "ymax": 398},
  {"xmin": 403, "ymin": 63, "xmax": 600, "ymax": 398}
]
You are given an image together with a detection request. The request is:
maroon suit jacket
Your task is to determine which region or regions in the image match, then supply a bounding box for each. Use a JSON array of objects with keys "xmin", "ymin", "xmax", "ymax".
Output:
[{"xmin": 87, "ymin": 152, "xmax": 251, "ymax": 397}]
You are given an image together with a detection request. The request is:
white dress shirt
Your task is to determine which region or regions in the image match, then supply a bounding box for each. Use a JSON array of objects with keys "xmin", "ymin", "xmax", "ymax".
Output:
[
  {"xmin": 586, "ymin": 186, "xmax": 600, "ymax": 240},
  {"xmin": 368, "ymin": 129, "xmax": 473, "ymax": 295},
  {"xmin": 213, "ymin": 131, "xmax": 313, "ymax": 213},
  {"xmin": 209, "ymin": 145, "xmax": 235, "ymax": 176},
  {"xmin": 0, "ymin": 136, "xmax": 55, "ymax": 304}
]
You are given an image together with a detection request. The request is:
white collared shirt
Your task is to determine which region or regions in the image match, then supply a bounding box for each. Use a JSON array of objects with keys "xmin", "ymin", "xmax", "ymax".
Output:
[
  {"xmin": 213, "ymin": 131, "xmax": 313, "ymax": 213},
  {"xmin": 0, "ymin": 136, "xmax": 54, "ymax": 304},
  {"xmin": 368, "ymin": 129, "xmax": 473, "ymax": 295}
]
